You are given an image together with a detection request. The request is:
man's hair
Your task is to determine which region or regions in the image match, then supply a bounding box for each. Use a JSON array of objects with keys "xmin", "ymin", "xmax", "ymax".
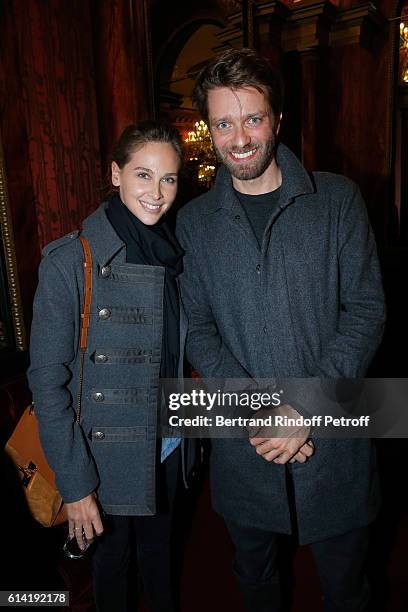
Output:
[{"xmin": 192, "ymin": 48, "xmax": 284, "ymax": 123}]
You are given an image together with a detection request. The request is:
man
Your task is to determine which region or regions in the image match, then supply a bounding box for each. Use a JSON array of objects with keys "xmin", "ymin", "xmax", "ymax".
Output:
[{"xmin": 176, "ymin": 48, "xmax": 385, "ymax": 611}]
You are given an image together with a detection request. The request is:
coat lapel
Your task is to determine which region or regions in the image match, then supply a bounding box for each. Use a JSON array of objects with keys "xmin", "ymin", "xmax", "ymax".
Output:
[
  {"xmin": 206, "ymin": 143, "xmax": 316, "ymax": 254},
  {"xmin": 82, "ymin": 201, "xmax": 125, "ymax": 266}
]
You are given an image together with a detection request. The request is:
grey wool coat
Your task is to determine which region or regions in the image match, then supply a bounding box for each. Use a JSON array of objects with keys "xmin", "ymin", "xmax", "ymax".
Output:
[
  {"xmin": 28, "ymin": 203, "xmax": 191, "ymax": 515},
  {"xmin": 176, "ymin": 143, "xmax": 386, "ymax": 544}
]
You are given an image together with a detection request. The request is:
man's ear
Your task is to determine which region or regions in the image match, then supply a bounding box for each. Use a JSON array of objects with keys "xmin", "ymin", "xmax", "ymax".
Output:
[{"xmin": 111, "ymin": 162, "xmax": 120, "ymax": 187}]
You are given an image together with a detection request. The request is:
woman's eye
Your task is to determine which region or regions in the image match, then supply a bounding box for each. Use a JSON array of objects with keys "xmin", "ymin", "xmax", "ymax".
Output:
[
  {"xmin": 162, "ymin": 177, "xmax": 177, "ymax": 184},
  {"xmin": 137, "ymin": 172, "xmax": 150, "ymax": 179}
]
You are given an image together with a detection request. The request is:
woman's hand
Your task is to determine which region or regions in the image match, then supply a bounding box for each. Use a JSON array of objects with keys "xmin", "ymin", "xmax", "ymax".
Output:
[{"xmin": 66, "ymin": 492, "xmax": 104, "ymax": 550}]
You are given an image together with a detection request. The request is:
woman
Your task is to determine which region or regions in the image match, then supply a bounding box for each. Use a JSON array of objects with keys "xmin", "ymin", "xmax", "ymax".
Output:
[{"xmin": 28, "ymin": 121, "xmax": 190, "ymax": 612}]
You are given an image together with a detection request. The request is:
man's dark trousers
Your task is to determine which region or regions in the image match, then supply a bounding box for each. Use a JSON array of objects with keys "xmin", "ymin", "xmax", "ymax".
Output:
[{"xmin": 225, "ymin": 520, "xmax": 370, "ymax": 612}]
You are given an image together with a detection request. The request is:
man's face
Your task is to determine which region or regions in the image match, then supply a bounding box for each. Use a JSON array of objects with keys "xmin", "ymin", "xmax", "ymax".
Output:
[{"xmin": 207, "ymin": 86, "xmax": 278, "ymax": 181}]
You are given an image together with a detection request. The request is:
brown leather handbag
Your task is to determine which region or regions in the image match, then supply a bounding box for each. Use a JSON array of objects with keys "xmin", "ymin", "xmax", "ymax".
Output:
[{"xmin": 4, "ymin": 236, "xmax": 93, "ymax": 527}]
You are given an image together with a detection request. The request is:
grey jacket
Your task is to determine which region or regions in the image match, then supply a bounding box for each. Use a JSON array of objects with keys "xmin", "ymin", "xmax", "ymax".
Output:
[
  {"xmin": 28, "ymin": 203, "xmax": 189, "ymax": 515},
  {"xmin": 176, "ymin": 143, "xmax": 386, "ymax": 544}
]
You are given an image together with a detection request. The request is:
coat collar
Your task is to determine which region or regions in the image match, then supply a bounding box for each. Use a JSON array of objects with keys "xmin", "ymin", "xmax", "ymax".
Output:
[
  {"xmin": 207, "ymin": 142, "xmax": 315, "ymax": 215},
  {"xmin": 82, "ymin": 201, "xmax": 125, "ymax": 265}
]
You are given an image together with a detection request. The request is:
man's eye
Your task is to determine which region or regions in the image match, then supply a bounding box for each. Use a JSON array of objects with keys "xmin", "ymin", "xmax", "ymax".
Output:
[
  {"xmin": 247, "ymin": 116, "xmax": 261, "ymax": 126},
  {"xmin": 216, "ymin": 122, "xmax": 230, "ymax": 130}
]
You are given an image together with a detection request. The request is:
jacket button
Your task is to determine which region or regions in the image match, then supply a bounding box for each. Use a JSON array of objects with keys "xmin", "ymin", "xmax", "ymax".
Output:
[
  {"xmin": 100, "ymin": 265, "xmax": 111, "ymax": 278},
  {"xmin": 235, "ymin": 215, "xmax": 240, "ymax": 220},
  {"xmin": 263, "ymin": 326, "xmax": 267, "ymax": 334},
  {"xmin": 98, "ymin": 308, "xmax": 111, "ymax": 320},
  {"xmin": 93, "ymin": 392, "xmax": 104, "ymax": 402},
  {"xmin": 256, "ymin": 264, "xmax": 261, "ymax": 274},
  {"xmin": 95, "ymin": 354, "xmax": 108, "ymax": 364},
  {"xmin": 94, "ymin": 431, "xmax": 105, "ymax": 440}
]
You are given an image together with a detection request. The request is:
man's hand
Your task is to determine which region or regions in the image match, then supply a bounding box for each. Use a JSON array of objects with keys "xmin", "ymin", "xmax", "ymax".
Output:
[
  {"xmin": 250, "ymin": 437, "xmax": 314, "ymax": 463},
  {"xmin": 66, "ymin": 492, "xmax": 104, "ymax": 550},
  {"xmin": 248, "ymin": 404, "xmax": 314, "ymax": 464},
  {"xmin": 289, "ymin": 440, "xmax": 315, "ymax": 463}
]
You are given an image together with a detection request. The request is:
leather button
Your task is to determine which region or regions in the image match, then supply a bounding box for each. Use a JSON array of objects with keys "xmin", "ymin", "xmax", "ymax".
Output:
[
  {"xmin": 94, "ymin": 431, "xmax": 105, "ymax": 440},
  {"xmin": 93, "ymin": 392, "xmax": 104, "ymax": 402},
  {"xmin": 100, "ymin": 265, "xmax": 111, "ymax": 278},
  {"xmin": 256, "ymin": 264, "xmax": 261, "ymax": 274},
  {"xmin": 98, "ymin": 308, "xmax": 111, "ymax": 320},
  {"xmin": 95, "ymin": 354, "xmax": 108, "ymax": 364}
]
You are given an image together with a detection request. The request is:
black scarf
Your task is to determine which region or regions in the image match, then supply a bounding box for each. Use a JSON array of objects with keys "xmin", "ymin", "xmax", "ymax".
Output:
[{"xmin": 106, "ymin": 192, "xmax": 183, "ymax": 379}]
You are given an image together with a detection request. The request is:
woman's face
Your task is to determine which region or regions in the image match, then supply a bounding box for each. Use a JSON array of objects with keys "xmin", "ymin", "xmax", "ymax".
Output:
[{"xmin": 111, "ymin": 141, "xmax": 180, "ymax": 225}]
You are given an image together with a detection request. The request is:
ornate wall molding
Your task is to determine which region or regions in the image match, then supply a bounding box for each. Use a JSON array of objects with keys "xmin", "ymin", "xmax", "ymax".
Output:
[
  {"xmin": 0, "ymin": 133, "xmax": 27, "ymax": 351},
  {"xmin": 218, "ymin": 0, "xmax": 387, "ymax": 51},
  {"xmin": 282, "ymin": 0, "xmax": 338, "ymax": 51},
  {"xmin": 329, "ymin": 2, "xmax": 388, "ymax": 49}
]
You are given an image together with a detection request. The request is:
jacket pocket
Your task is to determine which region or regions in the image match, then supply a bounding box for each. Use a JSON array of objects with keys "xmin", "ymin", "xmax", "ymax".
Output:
[
  {"xmin": 89, "ymin": 388, "xmax": 148, "ymax": 405},
  {"xmin": 96, "ymin": 306, "xmax": 152, "ymax": 325},
  {"xmin": 103, "ymin": 264, "xmax": 164, "ymax": 284},
  {"xmin": 91, "ymin": 348, "xmax": 152, "ymax": 365},
  {"xmin": 90, "ymin": 426, "xmax": 146, "ymax": 442}
]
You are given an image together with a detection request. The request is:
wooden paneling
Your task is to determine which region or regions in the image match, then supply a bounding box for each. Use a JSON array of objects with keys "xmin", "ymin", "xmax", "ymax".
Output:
[{"xmin": 322, "ymin": 40, "xmax": 390, "ymax": 236}]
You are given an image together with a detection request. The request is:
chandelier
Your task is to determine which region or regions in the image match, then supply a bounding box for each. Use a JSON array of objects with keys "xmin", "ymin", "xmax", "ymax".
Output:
[
  {"xmin": 400, "ymin": 18, "xmax": 408, "ymax": 83},
  {"xmin": 185, "ymin": 120, "xmax": 216, "ymax": 184}
]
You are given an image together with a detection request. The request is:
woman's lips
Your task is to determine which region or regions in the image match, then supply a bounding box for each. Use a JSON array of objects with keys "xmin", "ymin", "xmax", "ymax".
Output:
[{"xmin": 139, "ymin": 200, "xmax": 163, "ymax": 213}]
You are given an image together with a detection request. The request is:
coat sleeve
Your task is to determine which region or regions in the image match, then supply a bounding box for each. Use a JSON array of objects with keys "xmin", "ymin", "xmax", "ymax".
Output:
[
  {"xmin": 314, "ymin": 183, "xmax": 386, "ymax": 377},
  {"xmin": 281, "ymin": 183, "xmax": 386, "ymax": 418},
  {"xmin": 27, "ymin": 253, "xmax": 99, "ymax": 502},
  {"xmin": 176, "ymin": 214, "xmax": 252, "ymax": 381}
]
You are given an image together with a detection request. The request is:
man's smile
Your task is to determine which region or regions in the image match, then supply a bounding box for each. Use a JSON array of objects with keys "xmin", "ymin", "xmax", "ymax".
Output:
[{"xmin": 229, "ymin": 147, "xmax": 258, "ymax": 162}]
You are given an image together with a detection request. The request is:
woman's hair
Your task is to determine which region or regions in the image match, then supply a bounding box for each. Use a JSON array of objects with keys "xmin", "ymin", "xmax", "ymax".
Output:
[
  {"xmin": 192, "ymin": 48, "xmax": 284, "ymax": 123},
  {"xmin": 112, "ymin": 121, "xmax": 183, "ymax": 168}
]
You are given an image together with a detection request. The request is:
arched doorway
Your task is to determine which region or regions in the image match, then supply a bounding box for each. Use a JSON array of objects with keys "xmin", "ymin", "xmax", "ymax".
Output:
[
  {"xmin": 158, "ymin": 23, "xmax": 223, "ymax": 134},
  {"xmin": 157, "ymin": 21, "xmax": 225, "ymax": 201}
]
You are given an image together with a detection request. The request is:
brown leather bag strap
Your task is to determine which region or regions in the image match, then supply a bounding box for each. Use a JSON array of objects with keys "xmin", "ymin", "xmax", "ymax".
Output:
[
  {"xmin": 79, "ymin": 236, "xmax": 93, "ymax": 351},
  {"xmin": 75, "ymin": 236, "xmax": 93, "ymax": 423}
]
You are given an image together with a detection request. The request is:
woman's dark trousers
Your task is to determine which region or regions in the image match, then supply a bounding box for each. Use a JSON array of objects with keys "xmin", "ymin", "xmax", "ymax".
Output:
[{"xmin": 92, "ymin": 448, "xmax": 179, "ymax": 612}]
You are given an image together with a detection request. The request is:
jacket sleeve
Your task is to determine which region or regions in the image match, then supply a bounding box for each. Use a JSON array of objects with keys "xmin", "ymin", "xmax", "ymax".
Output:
[
  {"xmin": 314, "ymin": 183, "xmax": 386, "ymax": 377},
  {"xmin": 281, "ymin": 183, "xmax": 386, "ymax": 418},
  {"xmin": 176, "ymin": 215, "xmax": 252, "ymax": 381},
  {"xmin": 27, "ymin": 253, "xmax": 99, "ymax": 502}
]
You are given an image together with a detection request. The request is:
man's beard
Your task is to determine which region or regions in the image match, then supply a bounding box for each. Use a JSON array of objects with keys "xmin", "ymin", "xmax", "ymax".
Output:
[{"xmin": 215, "ymin": 137, "xmax": 276, "ymax": 181}]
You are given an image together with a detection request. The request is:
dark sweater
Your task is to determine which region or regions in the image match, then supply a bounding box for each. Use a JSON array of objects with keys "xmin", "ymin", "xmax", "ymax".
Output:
[{"xmin": 235, "ymin": 187, "xmax": 281, "ymax": 247}]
